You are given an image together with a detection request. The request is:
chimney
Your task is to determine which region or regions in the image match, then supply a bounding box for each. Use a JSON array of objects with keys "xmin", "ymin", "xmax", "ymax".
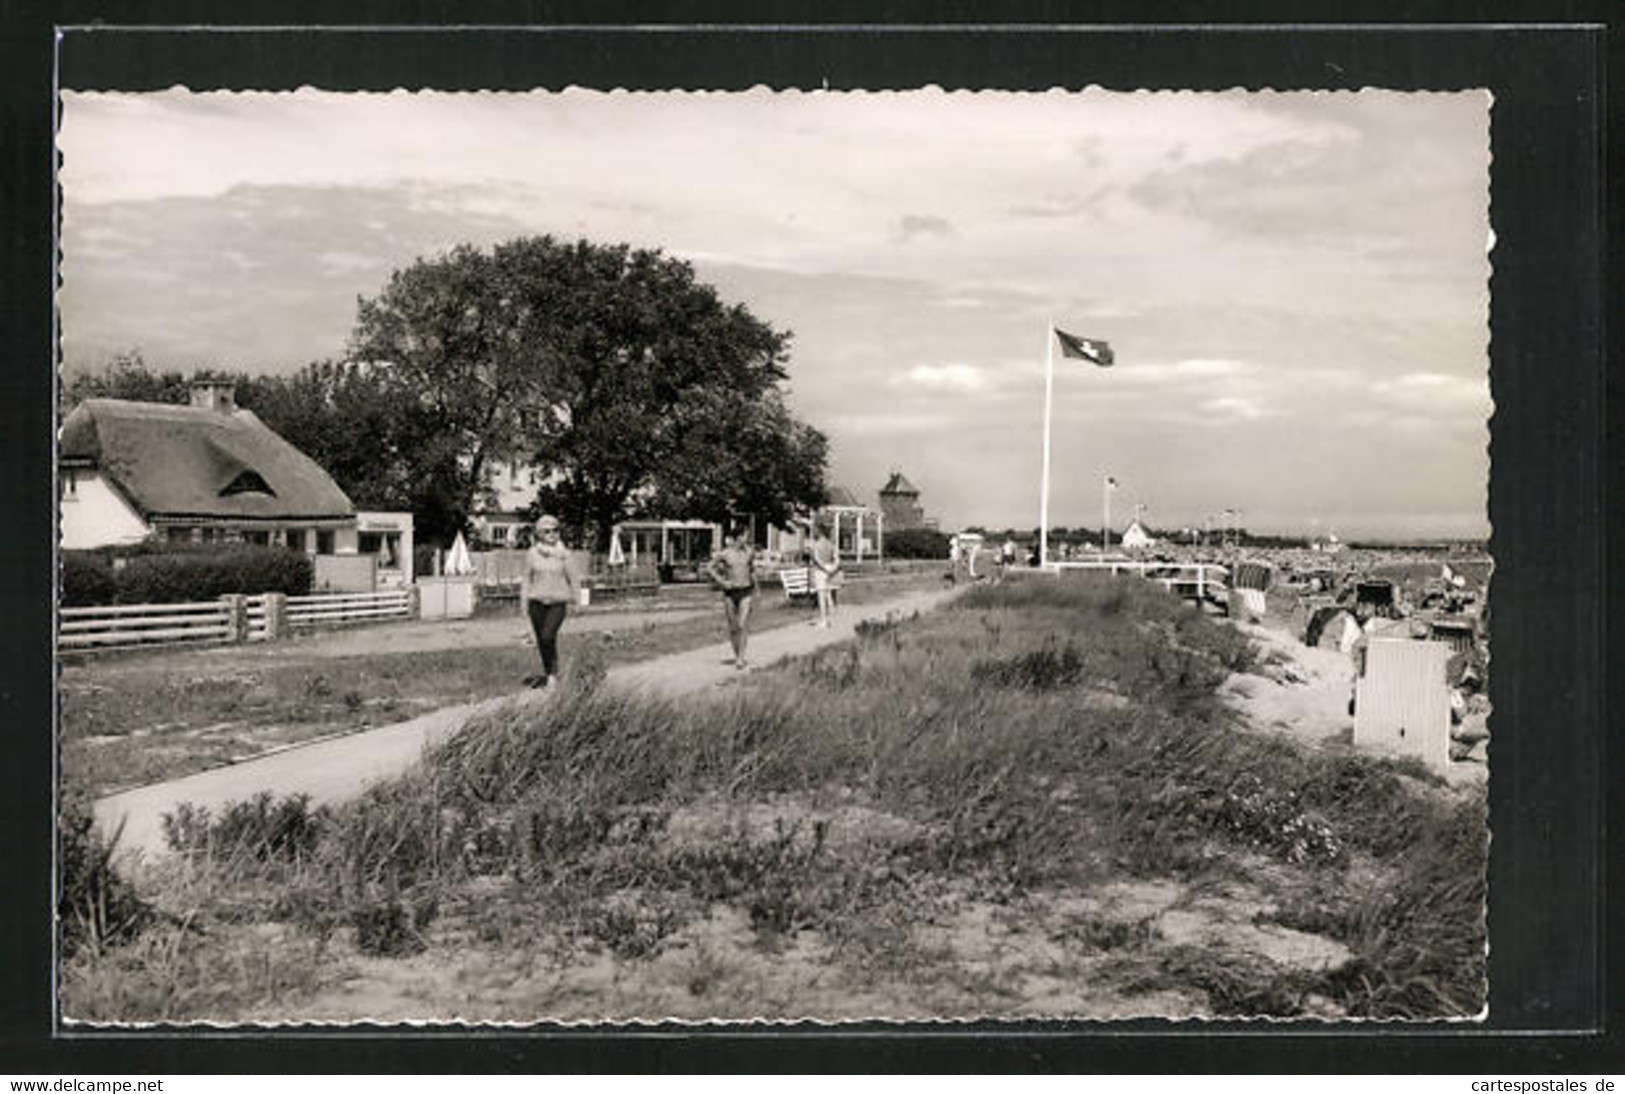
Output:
[{"xmin": 189, "ymin": 379, "xmax": 237, "ymax": 414}]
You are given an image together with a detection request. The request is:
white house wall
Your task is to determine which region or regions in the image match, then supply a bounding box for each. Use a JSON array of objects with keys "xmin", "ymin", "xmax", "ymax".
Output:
[{"xmin": 60, "ymin": 471, "xmax": 149, "ymax": 549}]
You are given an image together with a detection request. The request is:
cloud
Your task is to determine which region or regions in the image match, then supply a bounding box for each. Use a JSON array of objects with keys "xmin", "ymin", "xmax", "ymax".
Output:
[
  {"xmin": 315, "ymin": 250, "xmax": 386, "ymax": 276},
  {"xmin": 888, "ymin": 363, "xmax": 990, "ymax": 394},
  {"xmin": 894, "ymin": 214, "xmax": 955, "ymax": 244},
  {"xmin": 1199, "ymin": 395, "xmax": 1276, "ymax": 421},
  {"xmin": 1008, "ymin": 186, "xmax": 1112, "ymax": 220},
  {"xmin": 1109, "ymin": 358, "xmax": 1261, "ymax": 384},
  {"xmin": 1375, "ymin": 371, "xmax": 1490, "ymax": 407}
]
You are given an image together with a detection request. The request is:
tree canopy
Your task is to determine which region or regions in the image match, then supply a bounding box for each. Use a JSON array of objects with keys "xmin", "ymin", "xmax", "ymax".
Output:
[{"xmin": 354, "ymin": 236, "xmax": 828, "ymax": 548}]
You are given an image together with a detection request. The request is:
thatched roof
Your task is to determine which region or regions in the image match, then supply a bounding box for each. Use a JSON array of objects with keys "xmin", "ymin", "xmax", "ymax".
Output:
[
  {"xmin": 60, "ymin": 399, "xmax": 354, "ymax": 522},
  {"xmin": 823, "ymin": 485, "xmax": 864, "ymax": 509}
]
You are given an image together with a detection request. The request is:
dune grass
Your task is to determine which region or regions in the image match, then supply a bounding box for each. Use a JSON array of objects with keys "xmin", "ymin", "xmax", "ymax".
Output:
[{"xmin": 61, "ymin": 573, "xmax": 1486, "ymax": 1023}]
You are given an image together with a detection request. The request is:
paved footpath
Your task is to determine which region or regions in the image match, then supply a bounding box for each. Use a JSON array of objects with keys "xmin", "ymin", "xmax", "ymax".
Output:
[{"xmin": 94, "ymin": 585, "xmax": 960, "ymax": 861}]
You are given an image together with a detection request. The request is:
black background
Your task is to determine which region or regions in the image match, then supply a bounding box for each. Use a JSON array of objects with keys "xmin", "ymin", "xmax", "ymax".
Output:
[{"xmin": 2, "ymin": 1, "xmax": 1618, "ymax": 1074}]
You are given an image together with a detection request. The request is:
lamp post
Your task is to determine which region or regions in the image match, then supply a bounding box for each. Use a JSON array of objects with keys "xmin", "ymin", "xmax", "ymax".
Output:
[{"xmin": 1102, "ymin": 476, "xmax": 1117, "ymax": 554}]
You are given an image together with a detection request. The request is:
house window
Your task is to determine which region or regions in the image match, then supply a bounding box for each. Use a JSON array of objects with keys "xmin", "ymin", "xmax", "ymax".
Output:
[
  {"xmin": 60, "ymin": 470, "xmax": 78, "ymax": 501},
  {"xmin": 490, "ymin": 525, "xmax": 509, "ymax": 546},
  {"xmin": 220, "ymin": 470, "xmax": 276, "ymax": 497},
  {"xmin": 166, "ymin": 527, "xmax": 191, "ymax": 544},
  {"xmin": 286, "ymin": 529, "xmax": 306, "ymax": 552},
  {"xmin": 316, "ymin": 530, "xmax": 334, "ymax": 555},
  {"xmin": 244, "ymin": 530, "xmax": 270, "ymax": 546}
]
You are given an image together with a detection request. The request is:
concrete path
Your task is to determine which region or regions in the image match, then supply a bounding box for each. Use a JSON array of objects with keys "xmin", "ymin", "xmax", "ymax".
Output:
[{"xmin": 93, "ymin": 585, "xmax": 961, "ymax": 861}]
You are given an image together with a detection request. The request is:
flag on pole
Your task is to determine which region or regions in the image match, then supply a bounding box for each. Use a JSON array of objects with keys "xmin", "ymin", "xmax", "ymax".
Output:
[
  {"xmin": 1055, "ymin": 329, "xmax": 1115, "ymax": 367},
  {"xmin": 1105, "ymin": 476, "xmax": 1118, "ymax": 490}
]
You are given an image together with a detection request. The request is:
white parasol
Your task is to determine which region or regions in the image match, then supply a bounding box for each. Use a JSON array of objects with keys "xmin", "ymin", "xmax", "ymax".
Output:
[
  {"xmin": 607, "ymin": 530, "xmax": 626, "ymax": 566},
  {"xmin": 444, "ymin": 531, "xmax": 475, "ymax": 576}
]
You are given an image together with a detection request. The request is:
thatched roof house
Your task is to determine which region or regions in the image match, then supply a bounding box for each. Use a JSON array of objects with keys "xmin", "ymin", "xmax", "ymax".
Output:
[{"xmin": 60, "ymin": 381, "xmax": 355, "ymax": 550}]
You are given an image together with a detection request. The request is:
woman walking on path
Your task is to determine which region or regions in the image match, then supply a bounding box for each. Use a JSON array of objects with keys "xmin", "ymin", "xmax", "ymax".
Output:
[
  {"xmin": 808, "ymin": 523, "xmax": 841, "ymax": 629},
  {"xmin": 706, "ymin": 528, "xmax": 758, "ymax": 669},
  {"xmin": 520, "ymin": 514, "xmax": 585, "ymax": 690}
]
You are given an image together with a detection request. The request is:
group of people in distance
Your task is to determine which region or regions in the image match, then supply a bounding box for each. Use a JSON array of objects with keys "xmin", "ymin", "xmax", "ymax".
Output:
[
  {"xmin": 516, "ymin": 514, "xmax": 842, "ymax": 689},
  {"xmin": 947, "ymin": 534, "xmax": 1021, "ymax": 586}
]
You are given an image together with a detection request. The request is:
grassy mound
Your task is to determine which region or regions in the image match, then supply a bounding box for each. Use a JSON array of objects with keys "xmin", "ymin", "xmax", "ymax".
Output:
[{"xmin": 62, "ymin": 574, "xmax": 1485, "ymax": 1022}]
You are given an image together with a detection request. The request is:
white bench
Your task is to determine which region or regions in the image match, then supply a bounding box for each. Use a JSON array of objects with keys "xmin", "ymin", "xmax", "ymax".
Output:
[{"xmin": 778, "ymin": 567, "xmax": 815, "ymax": 601}]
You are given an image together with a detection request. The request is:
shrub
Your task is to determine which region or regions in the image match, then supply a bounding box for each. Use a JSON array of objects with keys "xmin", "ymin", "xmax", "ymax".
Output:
[
  {"xmin": 970, "ymin": 641, "xmax": 1085, "ymax": 690},
  {"xmin": 351, "ymin": 896, "xmax": 436, "ymax": 957},
  {"xmin": 114, "ymin": 545, "xmax": 312, "ymax": 604},
  {"xmin": 61, "ymin": 551, "xmax": 116, "ymax": 606},
  {"xmin": 163, "ymin": 792, "xmax": 331, "ymax": 862},
  {"xmin": 882, "ymin": 527, "xmax": 952, "ymax": 560},
  {"xmin": 60, "ymin": 792, "xmax": 153, "ymax": 958}
]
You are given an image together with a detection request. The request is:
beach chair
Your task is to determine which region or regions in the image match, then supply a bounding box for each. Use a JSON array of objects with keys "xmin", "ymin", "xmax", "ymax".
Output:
[{"xmin": 777, "ymin": 567, "xmax": 816, "ymax": 603}]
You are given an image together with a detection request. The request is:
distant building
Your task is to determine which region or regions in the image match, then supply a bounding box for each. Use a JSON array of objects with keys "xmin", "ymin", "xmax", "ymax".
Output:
[
  {"xmin": 819, "ymin": 485, "xmax": 882, "ymax": 560},
  {"xmin": 1120, "ymin": 519, "xmax": 1156, "ymax": 550},
  {"xmin": 60, "ymin": 381, "xmax": 357, "ymax": 552},
  {"xmin": 879, "ymin": 470, "xmax": 929, "ymax": 531},
  {"xmin": 472, "ymin": 459, "xmax": 544, "ymax": 547},
  {"xmin": 59, "ymin": 382, "xmax": 414, "ymax": 584},
  {"xmin": 1310, "ymin": 531, "xmax": 1345, "ymax": 554}
]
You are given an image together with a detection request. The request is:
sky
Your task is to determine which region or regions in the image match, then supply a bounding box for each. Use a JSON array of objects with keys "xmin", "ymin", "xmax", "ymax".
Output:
[{"xmin": 57, "ymin": 89, "xmax": 1491, "ymax": 540}]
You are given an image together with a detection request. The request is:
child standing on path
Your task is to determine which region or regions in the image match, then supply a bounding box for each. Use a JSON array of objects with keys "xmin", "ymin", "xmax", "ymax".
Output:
[
  {"xmin": 808, "ymin": 524, "xmax": 840, "ymax": 629},
  {"xmin": 520, "ymin": 514, "xmax": 585, "ymax": 690},
  {"xmin": 706, "ymin": 528, "xmax": 758, "ymax": 669}
]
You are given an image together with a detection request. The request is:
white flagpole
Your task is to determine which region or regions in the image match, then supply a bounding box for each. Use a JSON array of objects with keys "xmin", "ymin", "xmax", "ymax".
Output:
[
  {"xmin": 1103, "ymin": 477, "xmax": 1112, "ymax": 553},
  {"xmin": 1039, "ymin": 321, "xmax": 1055, "ymax": 568}
]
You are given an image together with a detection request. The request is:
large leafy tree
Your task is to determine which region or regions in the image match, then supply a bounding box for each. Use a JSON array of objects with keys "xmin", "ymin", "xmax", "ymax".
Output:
[
  {"xmin": 240, "ymin": 361, "xmax": 453, "ymax": 520},
  {"xmin": 348, "ymin": 244, "xmax": 551, "ymax": 540},
  {"xmin": 633, "ymin": 388, "xmax": 830, "ymax": 531},
  {"xmin": 363, "ymin": 235, "xmax": 825, "ymax": 548}
]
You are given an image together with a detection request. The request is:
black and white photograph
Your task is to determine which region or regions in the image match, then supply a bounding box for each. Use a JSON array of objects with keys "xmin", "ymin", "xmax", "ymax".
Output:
[{"xmin": 55, "ymin": 84, "xmax": 1496, "ymax": 1025}]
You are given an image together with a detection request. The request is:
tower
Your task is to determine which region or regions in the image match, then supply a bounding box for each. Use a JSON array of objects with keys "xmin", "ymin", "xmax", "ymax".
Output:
[{"xmin": 878, "ymin": 470, "xmax": 925, "ymax": 530}]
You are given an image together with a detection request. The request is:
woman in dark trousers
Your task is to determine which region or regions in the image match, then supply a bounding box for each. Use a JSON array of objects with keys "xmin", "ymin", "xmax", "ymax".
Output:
[{"xmin": 520, "ymin": 514, "xmax": 584, "ymax": 690}]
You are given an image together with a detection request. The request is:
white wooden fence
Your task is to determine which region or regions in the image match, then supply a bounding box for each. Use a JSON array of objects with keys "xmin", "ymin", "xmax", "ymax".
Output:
[
  {"xmin": 284, "ymin": 589, "xmax": 413, "ymax": 630},
  {"xmin": 59, "ymin": 588, "xmax": 416, "ymax": 654},
  {"xmin": 1044, "ymin": 560, "xmax": 1231, "ymax": 606},
  {"xmin": 58, "ymin": 600, "xmax": 236, "ymax": 652}
]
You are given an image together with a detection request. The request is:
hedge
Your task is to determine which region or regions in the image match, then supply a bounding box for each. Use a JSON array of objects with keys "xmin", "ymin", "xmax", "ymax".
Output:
[
  {"xmin": 108, "ymin": 545, "xmax": 314, "ymax": 605},
  {"xmin": 61, "ymin": 552, "xmax": 117, "ymax": 607},
  {"xmin": 882, "ymin": 527, "xmax": 953, "ymax": 560}
]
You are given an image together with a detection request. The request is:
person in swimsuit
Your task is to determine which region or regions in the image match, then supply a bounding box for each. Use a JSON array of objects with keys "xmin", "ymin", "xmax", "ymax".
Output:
[{"xmin": 706, "ymin": 527, "xmax": 758, "ymax": 669}]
